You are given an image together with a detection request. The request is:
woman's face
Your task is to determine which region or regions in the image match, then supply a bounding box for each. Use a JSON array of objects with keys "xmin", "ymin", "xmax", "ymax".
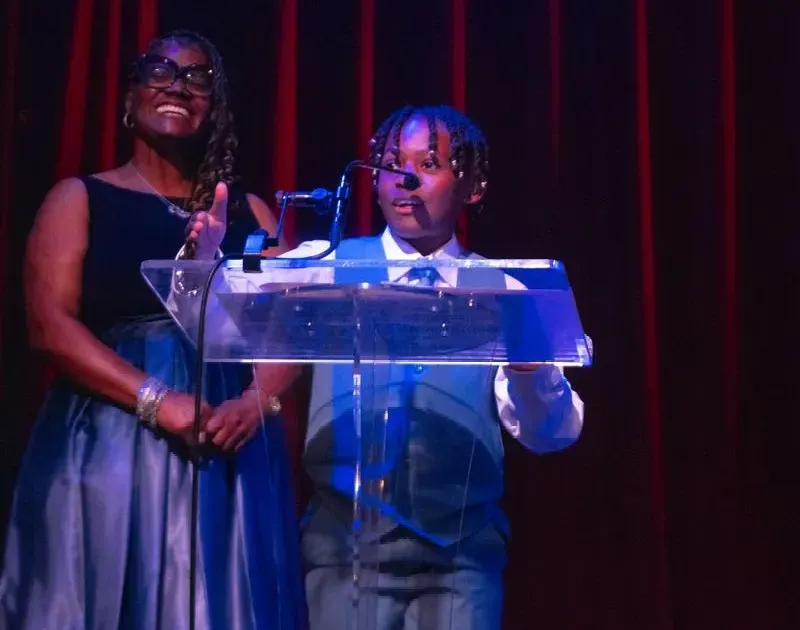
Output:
[{"xmin": 126, "ymin": 40, "xmax": 214, "ymax": 141}]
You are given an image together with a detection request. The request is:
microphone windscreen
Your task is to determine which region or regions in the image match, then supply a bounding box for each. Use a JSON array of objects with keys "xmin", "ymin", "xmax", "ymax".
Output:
[{"xmin": 402, "ymin": 173, "xmax": 421, "ymax": 190}]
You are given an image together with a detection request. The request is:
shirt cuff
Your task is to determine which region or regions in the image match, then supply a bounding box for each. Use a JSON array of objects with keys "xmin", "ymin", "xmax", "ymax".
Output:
[{"xmin": 504, "ymin": 364, "xmax": 568, "ymax": 403}]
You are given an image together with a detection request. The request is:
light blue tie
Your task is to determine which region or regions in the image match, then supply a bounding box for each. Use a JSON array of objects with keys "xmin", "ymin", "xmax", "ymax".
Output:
[{"xmin": 406, "ymin": 266, "xmax": 439, "ymax": 287}]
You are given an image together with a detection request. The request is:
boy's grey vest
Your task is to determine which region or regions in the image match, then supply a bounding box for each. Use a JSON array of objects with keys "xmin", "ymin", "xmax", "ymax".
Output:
[{"xmin": 303, "ymin": 236, "xmax": 508, "ymax": 546}]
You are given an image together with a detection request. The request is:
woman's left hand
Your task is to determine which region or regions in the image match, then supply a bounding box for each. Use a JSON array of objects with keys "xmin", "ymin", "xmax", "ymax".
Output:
[
  {"xmin": 204, "ymin": 390, "xmax": 264, "ymax": 452},
  {"xmin": 186, "ymin": 181, "xmax": 228, "ymax": 258}
]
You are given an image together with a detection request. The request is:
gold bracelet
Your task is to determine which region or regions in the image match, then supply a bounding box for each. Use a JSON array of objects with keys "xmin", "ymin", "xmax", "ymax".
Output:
[{"xmin": 244, "ymin": 387, "xmax": 282, "ymax": 416}]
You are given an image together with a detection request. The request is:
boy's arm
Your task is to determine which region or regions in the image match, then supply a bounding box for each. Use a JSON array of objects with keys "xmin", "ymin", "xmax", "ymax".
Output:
[
  {"xmin": 495, "ymin": 267, "xmax": 591, "ymax": 453},
  {"xmin": 494, "ymin": 364, "xmax": 585, "ymax": 453}
]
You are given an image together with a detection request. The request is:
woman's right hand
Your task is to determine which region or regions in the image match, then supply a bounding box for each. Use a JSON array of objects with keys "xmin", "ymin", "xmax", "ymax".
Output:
[{"xmin": 155, "ymin": 391, "xmax": 212, "ymax": 446}]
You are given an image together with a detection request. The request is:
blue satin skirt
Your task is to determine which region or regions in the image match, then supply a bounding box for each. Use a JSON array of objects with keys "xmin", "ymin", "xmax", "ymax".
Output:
[{"xmin": 0, "ymin": 317, "xmax": 306, "ymax": 630}]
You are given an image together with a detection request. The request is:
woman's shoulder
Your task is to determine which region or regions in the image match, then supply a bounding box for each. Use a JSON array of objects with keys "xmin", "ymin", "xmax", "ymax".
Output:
[
  {"xmin": 228, "ymin": 184, "xmax": 275, "ymax": 229},
  {"xmin": 38, "ymin": 177, "xmax": 90, "ymax": 211},
  {"xmin": 85, "ymin": 167, "xmax": 142, "ymax": 191},
  {"xmin": 53, "ymin": 169, "xmax": 123, "ymax": 197},
  {"xmin": 89, "ymin": 168, "xmax": 124, "ymax": 183},
  {"xmin": 44, "ymin": 170, "xmax": 165, "ymax": 227},
  {"xmin": 243, "ymin": 191, "xmax": 273, "ymax": 217},
  {"xmin": 78, "ymin": 169, "xmax": 164, "ymax": 206}
]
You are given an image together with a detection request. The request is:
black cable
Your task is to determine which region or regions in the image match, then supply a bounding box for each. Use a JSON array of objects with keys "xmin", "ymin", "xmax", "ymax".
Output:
[
  {"xmin": 185, "ymin": 156, "xmax": 391, "ymax": 626},
  {"xmin": 188, "ymin": 251, "xmax": 235, "ymax": 630}
]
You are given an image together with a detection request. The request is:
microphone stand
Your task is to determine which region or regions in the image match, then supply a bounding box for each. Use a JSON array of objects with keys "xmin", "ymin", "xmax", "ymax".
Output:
[
  {"xmin": 185, "ymin": 159, "xmax": 417, "ymax": 630},
  {"xmin": 307, "ymin": 160, "xmax": 420, "ymax": 260}
]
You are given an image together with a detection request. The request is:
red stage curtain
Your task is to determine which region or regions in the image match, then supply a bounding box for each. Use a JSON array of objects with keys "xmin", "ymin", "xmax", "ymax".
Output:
[{"xmin": 1, "ymin": 1, "xmax": 797, "ymax": 627}]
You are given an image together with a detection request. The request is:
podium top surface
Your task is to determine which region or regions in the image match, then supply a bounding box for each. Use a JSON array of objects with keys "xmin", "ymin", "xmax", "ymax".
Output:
[
  {"xmin": 142, "ymin": 257, "xmax": 565, "ymax": 270},
  {"xmin": 141, "ymin": 258, "xmax": 591, "ymax": 366}
]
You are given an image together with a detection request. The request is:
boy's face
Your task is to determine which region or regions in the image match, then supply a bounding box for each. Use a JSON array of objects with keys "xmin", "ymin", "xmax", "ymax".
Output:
[{"xmin": 376, "ymin": 116, "xmax": 474, "ymax": 251}]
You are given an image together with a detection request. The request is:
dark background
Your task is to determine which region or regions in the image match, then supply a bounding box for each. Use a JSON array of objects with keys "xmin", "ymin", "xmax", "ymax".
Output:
[{"xmin": 1, "ymin": 1, "xmax": 798, "ymax": 627}]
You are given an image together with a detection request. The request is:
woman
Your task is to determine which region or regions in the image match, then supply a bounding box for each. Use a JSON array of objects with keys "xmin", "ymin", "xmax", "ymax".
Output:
[{"xmin": 0, "ymin": 31, "xmax": 305, "ymax": 629}]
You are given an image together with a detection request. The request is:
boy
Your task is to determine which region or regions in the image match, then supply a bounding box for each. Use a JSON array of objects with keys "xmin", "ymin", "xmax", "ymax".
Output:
[{"xmin": 195, "ymin": 105, "xmax": 585, "ymax": 630}]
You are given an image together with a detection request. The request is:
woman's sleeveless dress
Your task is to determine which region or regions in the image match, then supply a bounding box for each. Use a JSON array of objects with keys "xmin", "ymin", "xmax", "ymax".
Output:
[{"xmin": 0, "ymin": 177, "xmax": 306, "ymax": 630}]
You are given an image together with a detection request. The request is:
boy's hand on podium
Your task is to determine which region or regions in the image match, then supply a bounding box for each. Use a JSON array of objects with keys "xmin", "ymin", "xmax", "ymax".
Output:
[{"xmin": 507, "ymin": 336, "xmax": 593, "ymax": 372}]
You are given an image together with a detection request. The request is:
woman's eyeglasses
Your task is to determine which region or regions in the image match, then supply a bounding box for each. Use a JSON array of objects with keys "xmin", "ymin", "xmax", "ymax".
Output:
[{"xmin": 134, "ymin": 55, "xmax": 214, "ymax": 97}]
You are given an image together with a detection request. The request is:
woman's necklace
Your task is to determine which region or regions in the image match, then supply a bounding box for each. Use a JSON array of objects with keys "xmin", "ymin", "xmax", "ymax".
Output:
[{"xmin": 130, "ymin": 163, "xmax": 193, "ymax": 220}]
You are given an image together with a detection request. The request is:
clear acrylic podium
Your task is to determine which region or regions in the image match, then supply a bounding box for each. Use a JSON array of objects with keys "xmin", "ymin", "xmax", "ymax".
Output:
[{"xmin": 142, "ymin": 257, "xmax": 592, "ymax": 630}]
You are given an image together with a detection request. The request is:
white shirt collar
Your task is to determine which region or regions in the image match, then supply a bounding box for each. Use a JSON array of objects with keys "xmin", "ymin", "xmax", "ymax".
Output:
[{"xmin": 379, "ymin": 227, "xmax": 463, "ymax": 286}]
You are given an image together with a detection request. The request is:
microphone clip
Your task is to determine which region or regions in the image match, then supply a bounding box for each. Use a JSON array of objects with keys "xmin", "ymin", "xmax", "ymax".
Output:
[{"xmin": 242, "ymin": 228, "xmax": 279, "ymax": 273}]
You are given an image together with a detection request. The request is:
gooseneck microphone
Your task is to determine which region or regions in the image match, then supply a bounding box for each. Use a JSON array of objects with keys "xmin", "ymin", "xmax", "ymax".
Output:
[
  {"xmin": 274, "ymin": 165, "xmax": 420, "ymax": 213},
  {"xmin": 325, "ymin": 161, "xmax": 420, "ymax": 257},
  {"xmin": 271, "ymin": 161, "xmax": 420, "ymax": 261}
]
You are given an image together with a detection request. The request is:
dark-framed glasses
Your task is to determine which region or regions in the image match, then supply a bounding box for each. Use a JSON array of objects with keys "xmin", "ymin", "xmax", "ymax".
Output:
[{"xmin": 134, "ymin": 54, "xmax": 214, "ymax": 97}]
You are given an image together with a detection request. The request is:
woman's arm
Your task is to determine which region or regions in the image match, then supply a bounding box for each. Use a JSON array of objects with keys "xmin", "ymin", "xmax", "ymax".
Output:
[
  {"xmin": 25, "ymin": 178, "xmax": 147, "ymax": 406},
  {"xmin": 26, "ymin": 178, "xmax": 205, "ymax": 441}
]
